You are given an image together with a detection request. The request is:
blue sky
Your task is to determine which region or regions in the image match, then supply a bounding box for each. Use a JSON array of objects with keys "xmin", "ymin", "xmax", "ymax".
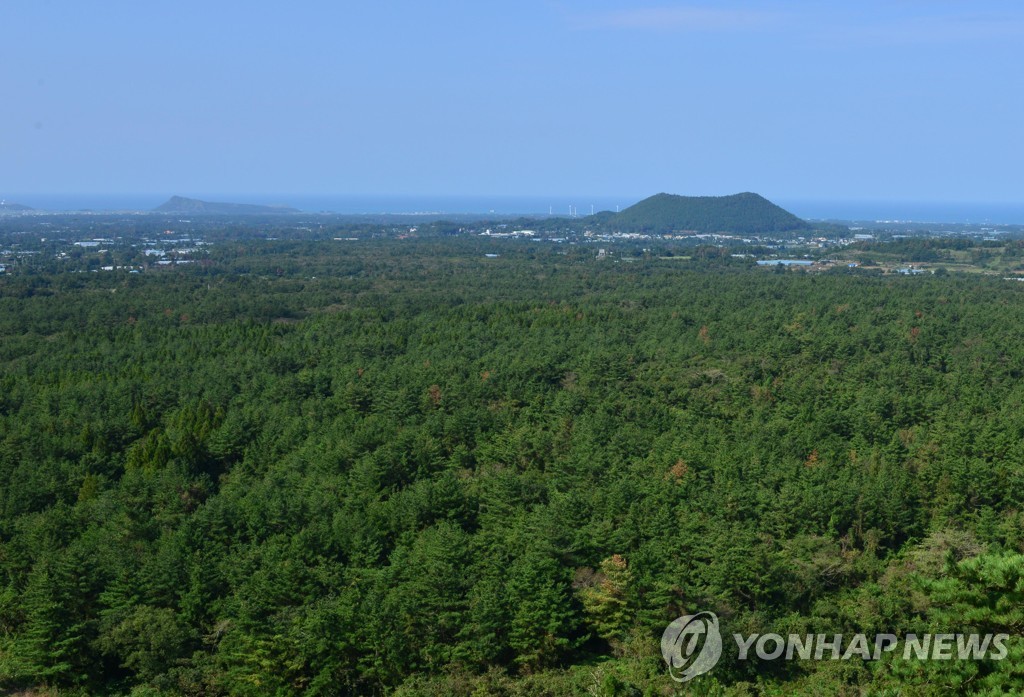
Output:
[{"xmin": 3, "ymin": 1, "xmax": 1023, "ymax": 205}]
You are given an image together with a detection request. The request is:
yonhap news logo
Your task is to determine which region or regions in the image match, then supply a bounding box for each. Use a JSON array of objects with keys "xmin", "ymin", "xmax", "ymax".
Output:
[
  {"xmin": 662, "ymin": 611, "xmax": 1010, "ymax": 683},
  {"xmin": 661, "ymin": 611, "xmax": 723, "ymax": 682}
]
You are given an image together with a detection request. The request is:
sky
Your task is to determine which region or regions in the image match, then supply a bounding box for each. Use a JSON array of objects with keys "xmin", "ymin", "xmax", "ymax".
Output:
[{"xmin": 3, "ymin": 1, "xmax": 1023, "ymax": 207}]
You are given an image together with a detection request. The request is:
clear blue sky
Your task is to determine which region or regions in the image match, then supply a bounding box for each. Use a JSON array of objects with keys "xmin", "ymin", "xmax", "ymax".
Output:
[{"xmin": 4, "ymin": 1, "xmax": 1023, "ymax": 204}]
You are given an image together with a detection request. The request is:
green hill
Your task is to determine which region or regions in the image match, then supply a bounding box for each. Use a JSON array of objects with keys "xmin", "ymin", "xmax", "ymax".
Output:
[
  {"xmin": 154, "ymin": 196, "xmax": 299, "ymax": 215},
  {"xmin": 609, "ymin": 192, "xmax": 811, "ymax": 234},
  {"xmin": 0, "ymin": 201, "xmax": 33, "ymax": 212}
]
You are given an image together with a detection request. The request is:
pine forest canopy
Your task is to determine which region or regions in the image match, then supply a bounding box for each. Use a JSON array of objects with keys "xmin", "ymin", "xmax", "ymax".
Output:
[{"xmin": 0, "ymin": 237, "xmax": 1022, "ymax": 695}]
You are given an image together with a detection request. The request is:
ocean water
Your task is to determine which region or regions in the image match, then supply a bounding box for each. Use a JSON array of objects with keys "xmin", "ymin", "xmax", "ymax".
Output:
[
  {"xmin": 4, "ymin": 194, "xmax": 639, "ymax": 217},
  {"xmin": 5, "ymin": 194, "xmax": 1024, "ymax": 224},
  {"xmin": 779, "ymin": 199, "xmax": 1024, "ymax": 225}
]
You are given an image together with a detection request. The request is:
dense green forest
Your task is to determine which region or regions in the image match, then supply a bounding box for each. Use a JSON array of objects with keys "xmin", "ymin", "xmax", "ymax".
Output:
[{"xmin": 1, "ymin": 239, "xmax": 1023, "ymax": 695}]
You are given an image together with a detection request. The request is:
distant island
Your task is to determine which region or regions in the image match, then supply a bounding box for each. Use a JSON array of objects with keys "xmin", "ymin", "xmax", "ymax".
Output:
[
  {"xmin": 154, "ymin": 196, "xmax": 299, "ymax": 215},
  {"xmin": 0, "ymin": 201, "xmax": 33, "ymax": 212},
  {"xmin": 600, "ymin": 192, "xmax": 811, "ymax": 235}
]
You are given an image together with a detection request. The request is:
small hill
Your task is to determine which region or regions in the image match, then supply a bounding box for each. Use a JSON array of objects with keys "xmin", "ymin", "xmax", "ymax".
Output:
[
  {"xmin": 154, "ymin": 196, "xmax": 299, "ymax": 215},
  {"xmin": 0, "ymin": 201, "xmax": 33, "ymax": 212},
  {"xmin": 610, "ymin": 192, "xmax": 810, "ymax": 234}
]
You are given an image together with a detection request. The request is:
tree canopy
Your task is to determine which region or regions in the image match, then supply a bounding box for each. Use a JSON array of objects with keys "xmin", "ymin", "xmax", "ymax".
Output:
[{"xmin": 0, "ymin": 238, "xmax": 1022, "ymax": 694}]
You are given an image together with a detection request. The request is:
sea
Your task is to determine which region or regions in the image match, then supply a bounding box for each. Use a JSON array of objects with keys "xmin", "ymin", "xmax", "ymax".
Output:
[
  {"xmin": 5, "ymin": 194, "xmax": 1024, "ymax": 225},
  {"xmin": 4, "ymin": 195, "xmax": 634, "ymax": 217},
  {"xmin": 777, "ymin": 200, "xmax": 1024, "ymax": 226}
]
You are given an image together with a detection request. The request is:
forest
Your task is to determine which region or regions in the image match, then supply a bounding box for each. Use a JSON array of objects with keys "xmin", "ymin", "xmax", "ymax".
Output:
[{"xmin": 1, "ymin": 238, "xmax": 1023, "ymax": 695}]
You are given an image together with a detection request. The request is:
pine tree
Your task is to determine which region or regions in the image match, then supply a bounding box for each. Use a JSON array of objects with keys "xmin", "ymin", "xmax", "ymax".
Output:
[{"xmin": 578, "ymin": 554, "xmax": 637, "ymax": 652}]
